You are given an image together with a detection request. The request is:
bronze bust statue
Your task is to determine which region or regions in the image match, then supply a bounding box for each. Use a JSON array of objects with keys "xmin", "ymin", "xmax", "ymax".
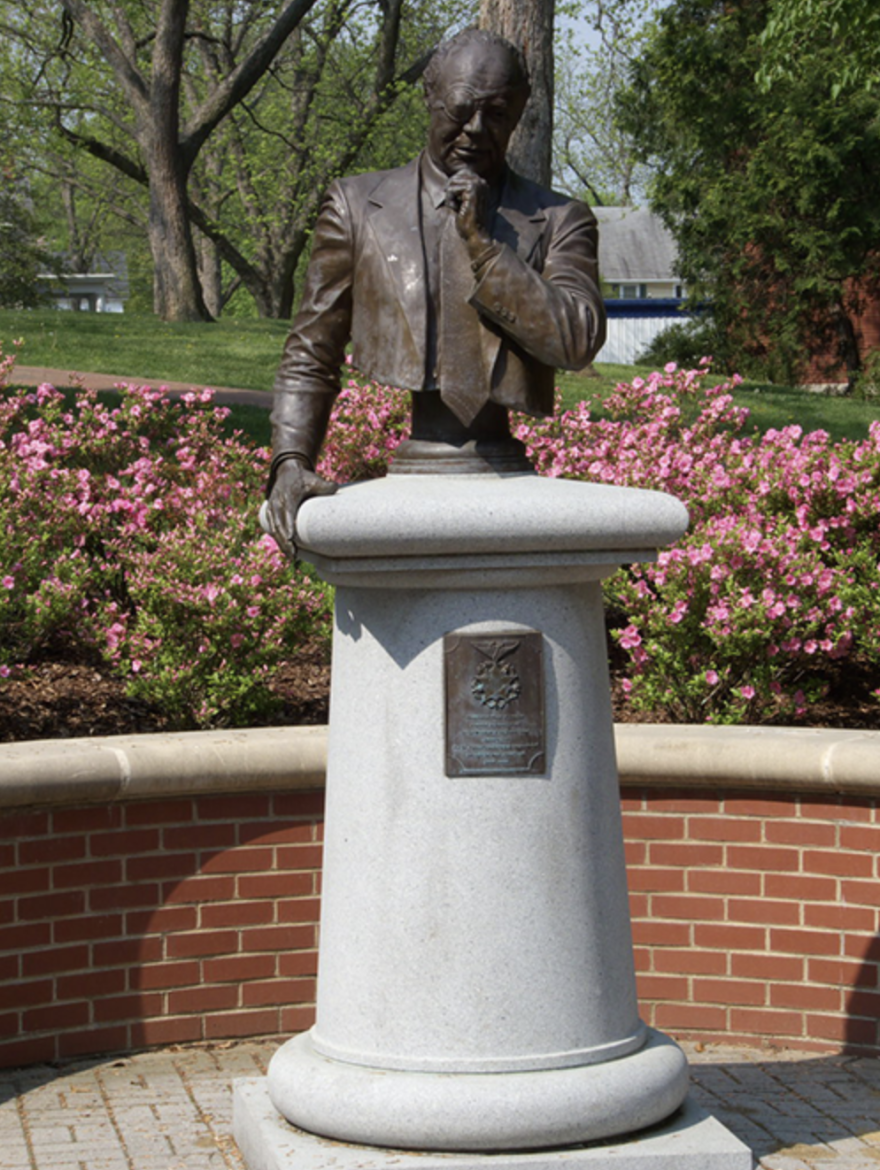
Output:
[{"xmin": 265, "ymin": 27, "xmax": 606, "ymax": 557}]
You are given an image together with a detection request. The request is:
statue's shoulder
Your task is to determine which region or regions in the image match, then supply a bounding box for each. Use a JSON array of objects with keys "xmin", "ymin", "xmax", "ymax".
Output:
[
  {"xmin": 503, "ymin": 170, "xmax": 597, "ymax": 225},
  {"xmin": 331, "ymin": 158, "xmax": 419, "ymax": 206}
]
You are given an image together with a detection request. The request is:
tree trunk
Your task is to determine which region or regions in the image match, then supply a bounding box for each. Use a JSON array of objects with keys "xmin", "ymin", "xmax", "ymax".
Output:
[
  {"xmin": 147, "ymin": 0, "xmax": 212, "ymax": 321},
  {"xmin": 479, "ymin": 0, "xmax": 555, "ymax": 186},
  {"xmin": 146, "ymin": 142, "xmax": 212, "ymax": 322},
  {"xmin": 196, "ymin": 231, "xmax": 223, "ymax": 319},
  {"xmin": 834, "ymin": 304, "xmax": 861, "ymax": 393}
]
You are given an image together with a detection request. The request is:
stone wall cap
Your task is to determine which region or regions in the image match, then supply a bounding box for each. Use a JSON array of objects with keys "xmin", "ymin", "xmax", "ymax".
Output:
[
  {"xmin": 2, "ymin": 723, "xmax": 878, "ymax": 810},
  {"xmin": 0, "ymin": 726, "xmax": 327, "ymax": 808},
  {"xmin": 296, "ymin": 476, "xmax": 689, "ymax": 560}
]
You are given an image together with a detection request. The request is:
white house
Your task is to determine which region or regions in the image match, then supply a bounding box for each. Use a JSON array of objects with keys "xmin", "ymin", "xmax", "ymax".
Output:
[
  {"xmin": 593, "ymin": 206, "xmax": 690, "ymax": 364},
  {"xmin": 38, "ymin": 253, "xmax": 129, "ymax": 313}
]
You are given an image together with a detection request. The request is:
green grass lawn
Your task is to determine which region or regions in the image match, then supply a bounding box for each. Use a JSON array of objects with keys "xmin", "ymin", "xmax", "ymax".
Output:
[
  {"xmin": 3, "ymin": 308, "xmax": 879, "ymax": 444},
  {"xmin": 0, "ymin": 308, "xmax": 290, "ymax": 392}
]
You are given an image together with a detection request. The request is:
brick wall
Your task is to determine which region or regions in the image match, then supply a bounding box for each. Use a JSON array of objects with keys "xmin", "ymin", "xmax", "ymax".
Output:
[
  {"xmin": 2, "ymin": 783, "xmax": 879, "ymax": 1068},
  {"xmin": 0, "ymin": 790, "xmax": 323, "ymax": 1069},
  {"xmin": 804, "ymin": 289, "xmax": 880, "ymax": 382},
  {"xmin": 623, "ymin": 786, "xmax": 880, "ymax": 1055}
]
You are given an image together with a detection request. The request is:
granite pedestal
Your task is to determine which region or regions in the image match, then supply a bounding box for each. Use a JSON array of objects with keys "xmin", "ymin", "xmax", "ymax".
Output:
[{"xmin": 236, "ymin": 473, "xmax": 751, "ymax": 1168}]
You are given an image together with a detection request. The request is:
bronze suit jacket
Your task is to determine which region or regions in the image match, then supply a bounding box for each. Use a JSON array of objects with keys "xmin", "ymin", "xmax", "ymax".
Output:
[{"xmin": 272, "ymin": 155, "xmax": 605, "ymax": 448}]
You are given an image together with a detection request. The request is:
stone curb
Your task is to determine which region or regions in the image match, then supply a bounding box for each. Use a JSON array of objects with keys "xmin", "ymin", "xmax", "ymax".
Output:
[{"xmin": 1, "ymin": 724, "xmax": 877, "ymax": 809}]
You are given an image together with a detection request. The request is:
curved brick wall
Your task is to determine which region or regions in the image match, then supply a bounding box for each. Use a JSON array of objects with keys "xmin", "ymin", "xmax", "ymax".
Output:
[
  {"xmin": 1, "ymin": 727, "xmax": 878, "ymax": 1068},
  {"xmin": 621, "ymin": 786, "xmax": 880, "ymax": 1055}
]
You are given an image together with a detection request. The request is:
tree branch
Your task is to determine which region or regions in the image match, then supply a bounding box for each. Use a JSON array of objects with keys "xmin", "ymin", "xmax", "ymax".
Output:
[
  {"xmin": 59, "ymin": 0, "xmax": 149, "ymax": 115},
  {"xmin": 181, "ymin": 0, "xmax": 323, "ymax": 166}
]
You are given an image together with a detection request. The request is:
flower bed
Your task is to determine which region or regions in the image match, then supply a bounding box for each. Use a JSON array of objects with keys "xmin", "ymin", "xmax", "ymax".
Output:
[
  {"xmin": 0, "ymin": 355, "xmax": 330, "ymax": 730},
  {"xmin": 2, "ymin": 351, "xmax": 877, "ymax": 732}
]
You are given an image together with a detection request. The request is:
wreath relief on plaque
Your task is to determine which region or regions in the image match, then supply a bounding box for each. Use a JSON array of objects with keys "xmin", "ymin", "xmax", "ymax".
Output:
[{"xmin": 444, "ymin": 630, "xmax": 545, "ymax": 777}]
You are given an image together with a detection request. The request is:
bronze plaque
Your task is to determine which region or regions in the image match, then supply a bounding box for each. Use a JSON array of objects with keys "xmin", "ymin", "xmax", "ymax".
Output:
[{"xmin": 444, "ymin": 631, "xmax": 545, "ymax": 777}]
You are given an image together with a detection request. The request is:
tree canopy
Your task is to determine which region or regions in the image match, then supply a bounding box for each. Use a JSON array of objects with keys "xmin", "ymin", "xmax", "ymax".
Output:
[
  {"xmin": 617, "ymin": 0, "xmax": 880, "ymax": 383},
  {"xmin": 758, "ymin": 0, "xmax": 880, "ymax": 97},
  {"xmin": 553, "ymin": 0, "xmax": 656, "ymax": 205},
  {"xmin": 1, "ymin": 0, "xmax": 471, "ymax": 321}
]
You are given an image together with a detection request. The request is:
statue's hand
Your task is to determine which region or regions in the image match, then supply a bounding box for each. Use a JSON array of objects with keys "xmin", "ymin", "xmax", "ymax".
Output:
[
  {"xmin": 446, "ymin": 169, "xmax": 492, "ymax": 255},
  {"xmin": 264, "ymin": 458, "xmax": 337, "ymax": 561}
]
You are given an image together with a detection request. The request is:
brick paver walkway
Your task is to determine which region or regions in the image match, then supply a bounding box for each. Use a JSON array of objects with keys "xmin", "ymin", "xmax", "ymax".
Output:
[{"xmin": 2, "ymin": 1039, "xmax": 880, "ymax": 1169}]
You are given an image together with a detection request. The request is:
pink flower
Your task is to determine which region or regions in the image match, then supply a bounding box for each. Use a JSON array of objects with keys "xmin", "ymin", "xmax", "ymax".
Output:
[{"xmin": 619, "ymin": 625, "xmax": 642, "ymax": 649}]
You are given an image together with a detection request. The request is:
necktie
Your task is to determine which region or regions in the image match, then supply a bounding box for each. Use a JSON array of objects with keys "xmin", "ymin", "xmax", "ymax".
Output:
[{"xmin": 438, "ymin": 207, "xmax": 490, "ymax": 427}]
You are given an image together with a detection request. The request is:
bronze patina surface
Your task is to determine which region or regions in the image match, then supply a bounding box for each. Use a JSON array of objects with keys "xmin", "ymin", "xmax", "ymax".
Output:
[
  {"xmin": 263, "ymin": 27, "xmax": 606, "ymax": 558},
  {"xmin": 444, "ymin": 630, "xmax": 545, "ymax": 777}
]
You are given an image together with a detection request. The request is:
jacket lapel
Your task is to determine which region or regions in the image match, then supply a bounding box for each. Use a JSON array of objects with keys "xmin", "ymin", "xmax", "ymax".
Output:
[
  {"xmin": 363, "ymin": 159, "xmax": 426, "ymax": 361},
  {"xmin": 493, "ymin": 171, "xmax": 548, "ymax": 263}
]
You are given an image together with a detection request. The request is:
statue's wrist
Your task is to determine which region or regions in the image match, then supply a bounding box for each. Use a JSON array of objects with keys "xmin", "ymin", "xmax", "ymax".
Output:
[
  {"xmin": 266, "ymin": 451, "xmax": 314, "ymax": 496},
  {"xmin": 468, "ymin": 239, "xmax": 501, "ymax": 273}
]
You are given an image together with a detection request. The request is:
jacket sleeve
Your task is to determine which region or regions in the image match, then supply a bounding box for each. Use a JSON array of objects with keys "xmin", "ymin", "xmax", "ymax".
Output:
[
  {"xmin": 270, "ymin": 182, "xmax": 354, "ymax": 462},
  {"xmin": 468, "ymin": 199, "xmax": 606, "ymax": 371}
]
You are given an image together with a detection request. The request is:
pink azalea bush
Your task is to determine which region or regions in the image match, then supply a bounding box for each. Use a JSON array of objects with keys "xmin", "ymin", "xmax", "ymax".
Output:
[
  {"xmin": 316, "ymin": 364, "xmax": 410, "ymax": 482},
  {"xmin": 516, "ymin": 361, "xmax": 880, "ymax": 723},
  {"xmin": 0, "ymin": 361, "xmax": 330, "ymax": 728},
  {"xmin": 2, "ymin": 343, "xmax": 876, "ymax": 729}
]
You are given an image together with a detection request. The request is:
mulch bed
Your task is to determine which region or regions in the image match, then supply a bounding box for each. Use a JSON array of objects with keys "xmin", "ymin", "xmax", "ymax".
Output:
[
  {"xmin": 0, "ymin": 645, "xmax": 332, "ymax": 742},
  {"xmin": 0, "ymin": 645, "xmax": 876, "ymax": 742}
]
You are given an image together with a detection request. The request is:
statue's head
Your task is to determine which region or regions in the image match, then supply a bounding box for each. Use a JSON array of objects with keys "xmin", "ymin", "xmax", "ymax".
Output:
[{"xmin": 423, "ymin": 28, "xmax": 530, "ymax": 184}]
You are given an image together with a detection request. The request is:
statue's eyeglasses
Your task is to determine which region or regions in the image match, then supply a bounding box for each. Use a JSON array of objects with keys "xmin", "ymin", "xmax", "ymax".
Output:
[{"xmin": 430, "ymin": 94, "xmax": 513, "ymax": 129}]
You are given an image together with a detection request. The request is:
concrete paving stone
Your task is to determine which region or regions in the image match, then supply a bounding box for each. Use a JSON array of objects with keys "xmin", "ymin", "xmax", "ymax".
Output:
[
  {"xmin": 71, "ymin": 1122, "xmax": 125, "ymax": 1144},
  {"xmin": 25, "ymin": 1162, "xmax": 87, "ymax": 1170},
  {"xmin": 23, "ymin": 1144, "xmax": 83, "ymax": 1160},
  {"xmin": 759, "ymin": 1157, "xmax": 814, "ymax": 1170},
  {"xmin": 0, "ymin": 1140, "xmax": 31, "ymax": 1160},
  {"xmin": 117, "ymin": 1134, "xmax": 175, "ymax": 1152},
  {"xmin": 29, "ymin": 1126, "xmax": 76, "ymax": 1145},
  {"xmin": 107, "ymin": 1103, "xmax": 159, "ymax": 1121},
  {"xmin": 827, "ymin": 1135, "xmax": 880, "ymax": 1155}
]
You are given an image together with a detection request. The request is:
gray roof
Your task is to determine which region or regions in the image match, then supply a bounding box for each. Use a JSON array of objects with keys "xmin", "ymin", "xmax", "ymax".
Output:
[{"xmin": 593, "ymin": 206, "xmax": 678, "ymax": 283}]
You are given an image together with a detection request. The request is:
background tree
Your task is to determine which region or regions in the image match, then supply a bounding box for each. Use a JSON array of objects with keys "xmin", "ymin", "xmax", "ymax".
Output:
[
  {"xmin": 174, "ymin": 0, "xmax": 468, "ymax": 319},
  {"xmin": 0, "ymin": 165, "xmax": 55, "ymax": 309},
  {"xmin": 1, "ymin": 0, "xmax": 470, "ymax": 322},
  {"xmin": 758, "ymin": 0, "xmax": 880, "ymax": 97},
  {"xmin": 479, "ymin": 0, "xmax": 555, "ymax": 185},
  {"xmin": 617, "ymin": 0, "xmax": 880, "ymax": 384},
  {"xmin": 553, "ymin": 0, "xmax": 654, "ymax": 204}
]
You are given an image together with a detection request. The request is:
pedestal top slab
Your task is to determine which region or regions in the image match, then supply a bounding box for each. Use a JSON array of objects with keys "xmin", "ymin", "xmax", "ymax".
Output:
[{"xmin": 296, "ymin": 474, "xmax": 689, "ymax": 561}]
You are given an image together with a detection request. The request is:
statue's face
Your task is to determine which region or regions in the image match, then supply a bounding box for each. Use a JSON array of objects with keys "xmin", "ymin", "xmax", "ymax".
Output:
[{"xmin": 426, "ymin": 40, "xmax": 527, "ymax": 183}]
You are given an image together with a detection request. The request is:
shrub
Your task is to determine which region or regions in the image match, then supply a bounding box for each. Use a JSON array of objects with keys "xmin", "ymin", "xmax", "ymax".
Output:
[
  {"xmin": 3, "ymin": 345, "xmax": 877, "ymax": 729},
  {"xmin": 637, "ymin": 315, "xmax": 730, "ymax": 371},
  {"xmin": 0, "ymin": 363, "xmax": 330, "ymax": 728},
  {"xmin": 317, "ymin": 366, "xmax": 410, "ymax": 482},
  {"xmin": 515, "ymin": 362, "xmax": 880, "ymax": 723},
  {"xmin": 853, "ymin": 347, "xmax": 880, "ymax": 403}
]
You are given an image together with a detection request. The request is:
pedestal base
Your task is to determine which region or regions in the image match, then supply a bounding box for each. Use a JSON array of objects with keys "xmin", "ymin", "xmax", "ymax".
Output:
[
  {"xmin": 234, "ymin": 1079, "xmax": 753, "ymax": 1170},
  {"xmin": 268, "ymin": 1029, "xmax": 688, "ymax": 1151}
]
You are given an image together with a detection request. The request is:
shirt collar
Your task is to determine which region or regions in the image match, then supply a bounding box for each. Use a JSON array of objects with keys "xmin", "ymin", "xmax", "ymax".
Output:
[
  {"xmin": 420, "ymin": 151, "xmax": 451, "ymax": 209},
  {"xmin": 419, "ymin": 151, "xmax": 505, "ymax": 211}
]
